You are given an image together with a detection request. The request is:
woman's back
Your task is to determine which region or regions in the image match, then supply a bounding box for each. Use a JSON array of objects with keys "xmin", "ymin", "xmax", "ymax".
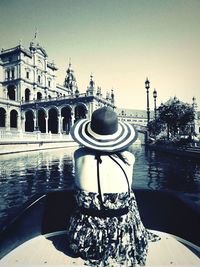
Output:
[
  {"xmin": 74, "ymin": 148, "xmax": 135, "ymax": 194},
  {"xmin": 68, "ymin": 107, "xmax": 160, "ymax": 266}
]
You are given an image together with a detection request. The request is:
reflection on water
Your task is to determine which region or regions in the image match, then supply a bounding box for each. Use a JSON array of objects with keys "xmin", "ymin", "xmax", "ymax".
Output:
[
  {"xmin": 132, "ymin": 145, "xmax": 200, "ymax": 206},
  {"xmin": 0, "ymin": 148, "xmax": 76, "ymax": 228},
  {"xmin": 0, "ymin": 145, "xmax": 200, "ymax": 229}
]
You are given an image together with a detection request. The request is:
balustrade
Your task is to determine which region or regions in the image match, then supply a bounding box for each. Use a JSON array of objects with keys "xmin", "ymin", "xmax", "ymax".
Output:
[{"xmin": 0, "ymin": 130, "xmax": 72, "ymax": 141}]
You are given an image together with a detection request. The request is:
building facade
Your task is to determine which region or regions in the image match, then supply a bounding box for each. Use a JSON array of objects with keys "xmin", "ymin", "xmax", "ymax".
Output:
[
  {"xmin": 0, "ymin": 40, "xmax": 115, "ymax": 136},
  {"xmin": 1, "ymin": 40, "xmax": 199, "ymax": 140},
  {"xmin": 117, "ymin": 108, "xmax": 150, "ymax": 126}
]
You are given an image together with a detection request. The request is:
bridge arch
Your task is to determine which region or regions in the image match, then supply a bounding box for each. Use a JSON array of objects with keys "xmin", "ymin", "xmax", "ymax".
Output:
[{"xmin": 130, "ymin": 123, "xmax": 147, "ymax": 145}]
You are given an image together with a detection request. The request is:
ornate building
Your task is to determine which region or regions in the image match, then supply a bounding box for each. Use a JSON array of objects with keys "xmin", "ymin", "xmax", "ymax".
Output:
[
  {"xmin": 117, "ymin": 108, "xmax": 149, "ymax": 126},
  {"xmin": 1, "ymin": 39, "xmax": 199, "ymax": 141},
  {"xmin": 0, "ymin": 40, "xmax": 115, "ymax": 137}
]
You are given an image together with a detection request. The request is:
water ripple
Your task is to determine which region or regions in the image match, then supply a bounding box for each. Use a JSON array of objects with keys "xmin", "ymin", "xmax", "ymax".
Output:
[{"xmin": 0, "ymin": 146, "xmax": 200, "ymax": 230}]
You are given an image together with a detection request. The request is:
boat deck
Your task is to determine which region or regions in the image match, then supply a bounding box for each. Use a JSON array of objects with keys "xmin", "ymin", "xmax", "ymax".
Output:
[{"xmin": 0, "ymin": 230, "xmax": 199, "ymax": 266}]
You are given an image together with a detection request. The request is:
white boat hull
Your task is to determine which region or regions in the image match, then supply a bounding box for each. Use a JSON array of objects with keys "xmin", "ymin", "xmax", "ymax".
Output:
[{"xmin": 0, "ymin": 230, "xmax": 199, "ymax": 266}]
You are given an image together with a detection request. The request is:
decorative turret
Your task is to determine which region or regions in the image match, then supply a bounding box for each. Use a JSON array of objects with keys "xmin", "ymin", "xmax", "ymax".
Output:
[
  {"xmin": 29, "ymin": 28, "xmax": 48, "ymax": 57},
  {"xmin": 111, "ymin": 89, "xmax": 115, "ymax": 104},
  {"xmin": 29, "ymin": 28, "xmax": 39, "ymax": 50},
  {"xmin": 96, "ymin": 86, "xmax": 101, "ymax": 97},
  {"xmin": 86, "ymin": 74, "xmax": 95, "ymax": 96},
  {"xmin": 75, "ymin": 87, "xmax": 80, "ymax": 98},
  {"xmin": 64, "ymin": 61, "xmax": 78, "ymax": 95},
  {"xmin": 106, "ymin": 92, "xmax": 110, "ymax": 101}
]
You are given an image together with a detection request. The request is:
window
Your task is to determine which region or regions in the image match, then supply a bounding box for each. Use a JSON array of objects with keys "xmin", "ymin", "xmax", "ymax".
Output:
[
  {"xmin": 6, "ymin": 70, "xmax": 10, "ymax": 80},
  {"xmin": 48, "ymin": 80, "xmax": 51, "ymax": 87},
  {"xmin": 37, "ymin": 92, "xmax": 42, "ymax": 100},
  {"xmin": 38, "ymin": 75, "xmax": 41, "ymax": 83},
  {"xmin": 25, "ymin": 88, "xmax": 30, "ymax": 102},
  {"xmin": 26, "ymin": 71, "xmax": 30, "ymax": 79},
  {"xmin": 7, "ymin": 85, "xmax": 15, "ymax": 100},
  {"xmin": 11, "ymin": 69, "xmax": 15, "ymax": 79}
]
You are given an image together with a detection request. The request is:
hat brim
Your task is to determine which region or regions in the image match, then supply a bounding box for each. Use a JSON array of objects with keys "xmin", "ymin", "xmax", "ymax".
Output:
[{"xmin": 70, "ymin": 119, "xmax": 138, "ymax": 152}]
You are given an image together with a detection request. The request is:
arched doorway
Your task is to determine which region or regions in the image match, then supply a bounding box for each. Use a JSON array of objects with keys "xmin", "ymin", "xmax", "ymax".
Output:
[
  {"xmin": 25, "ymin": 88, "xmax": 31, "ymax": 102},
  {"xmin": 75, "ymin": 104, "xmax": 87, "ymax": 122},
  {"xmin": 10, "ymin": 110, "xmax": 18, "ymax": 128},
  {"xmin": 48, "ymin": 108, "xmax": 58, "ymax": 133},
  {"xmin": 61, "ymin": 106, "xmax": 72, "ymax": 134},
  {"xmin": 37, "ymin": 92, "xmax": 42, "ymax": 100},
  {"xmin": 25, "ymin": 110, "xmax": 34, "ymax": 132},
  {"xmin": 38, "ymin": 109, "xmax": 46, "ymax": 133},
  {"xmin": 0, "ymin": 108, "xmax": 6, "ymax": 127},
  {"xmin": 7, "ymin": 85, "xmax": 16, "ymax": 100}
]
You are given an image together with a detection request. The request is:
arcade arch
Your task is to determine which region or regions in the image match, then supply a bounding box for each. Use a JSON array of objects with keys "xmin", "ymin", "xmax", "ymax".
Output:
[
  {"xmin": 38, "ymin": 109, "xmax": 46, "ymax": 133},
  {"xmin": 0, "ymin": 108, "xmax": 6, "ymax": 127},
  {"xmin": 48, "ymin": 108, "xmax": 58, "ymax": 133},
  {"xmin": 25, "ymin": 110, "xmax": 34, "ymax": 132},
  {"xmin": 74, "ymin": 104, "xmax": 87, "ymax": 122},
  {"xmin": 61, "ymin": 106, "xmax": 72, "ymax": 134},
  {"xmin": 10, "ymin": 110, "xmax": 18, "ymax": 128},
  {"xmin": 21, "ymin": 102, "xmax": 90, "ymax": 135}
]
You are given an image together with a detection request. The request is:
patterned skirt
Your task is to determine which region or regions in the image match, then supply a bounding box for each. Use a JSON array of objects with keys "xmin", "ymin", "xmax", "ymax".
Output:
[{"xmin": 67, "ymin": 190, "xmax": 160, "ymax": 266}]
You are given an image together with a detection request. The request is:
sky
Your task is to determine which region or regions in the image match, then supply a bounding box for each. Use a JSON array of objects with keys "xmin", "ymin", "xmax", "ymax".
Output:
[{"xmin": 0, "ymin": 0, "xmax": 200, "ymax": 110}]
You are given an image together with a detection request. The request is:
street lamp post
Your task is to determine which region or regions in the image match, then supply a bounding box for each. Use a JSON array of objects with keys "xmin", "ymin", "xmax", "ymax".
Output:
[
  {"xmin": 145, "ymin": 78, "xmax": 150, "ymax": 124},
  {"xmin": 153, "ymin": 88, "xmax": 157, "ymax": 120}
]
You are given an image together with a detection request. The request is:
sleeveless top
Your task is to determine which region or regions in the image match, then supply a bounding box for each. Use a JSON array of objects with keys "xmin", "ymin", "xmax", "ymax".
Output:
[{"xmin": 67, "ymin": 153, "xmax": 160, "ymax": 267}]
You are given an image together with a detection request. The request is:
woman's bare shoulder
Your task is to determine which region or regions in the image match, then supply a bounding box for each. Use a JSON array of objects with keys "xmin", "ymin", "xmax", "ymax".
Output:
[{"xmin": 122, "ymin": 151, "xmax": 135, "ymax": 164}]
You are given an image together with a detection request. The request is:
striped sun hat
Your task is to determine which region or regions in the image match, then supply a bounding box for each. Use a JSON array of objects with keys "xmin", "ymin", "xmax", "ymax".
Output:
[{"xmin": 70, "ymin": 106, "xmax": 138, "ymax": 152}]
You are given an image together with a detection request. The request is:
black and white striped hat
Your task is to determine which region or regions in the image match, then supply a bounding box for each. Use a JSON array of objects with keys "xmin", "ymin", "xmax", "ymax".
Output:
[{"xmin": 70, "ymin": 106, "xmax": 138, "ymax": 152}]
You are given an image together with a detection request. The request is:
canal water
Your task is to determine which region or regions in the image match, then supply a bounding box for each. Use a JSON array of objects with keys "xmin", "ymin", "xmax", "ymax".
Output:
[{"xmin": 0, "ymin": 145, "xmax": 200, "ymax": 230}]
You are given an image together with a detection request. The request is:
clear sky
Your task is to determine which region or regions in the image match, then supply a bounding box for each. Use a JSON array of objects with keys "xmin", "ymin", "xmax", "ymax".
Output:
[{"xmin": 0, "ymin": 0, "xmax": 200, "ymax": 110}]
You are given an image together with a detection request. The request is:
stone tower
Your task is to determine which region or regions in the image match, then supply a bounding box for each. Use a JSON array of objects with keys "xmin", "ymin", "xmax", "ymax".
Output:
[
  {"xmin": 86, "ymin": 74, "xmax": 95, "ymax": 96},
  {"xmin": 64, "ymin": 61, "xmax": 78, "ymax": 95}
]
